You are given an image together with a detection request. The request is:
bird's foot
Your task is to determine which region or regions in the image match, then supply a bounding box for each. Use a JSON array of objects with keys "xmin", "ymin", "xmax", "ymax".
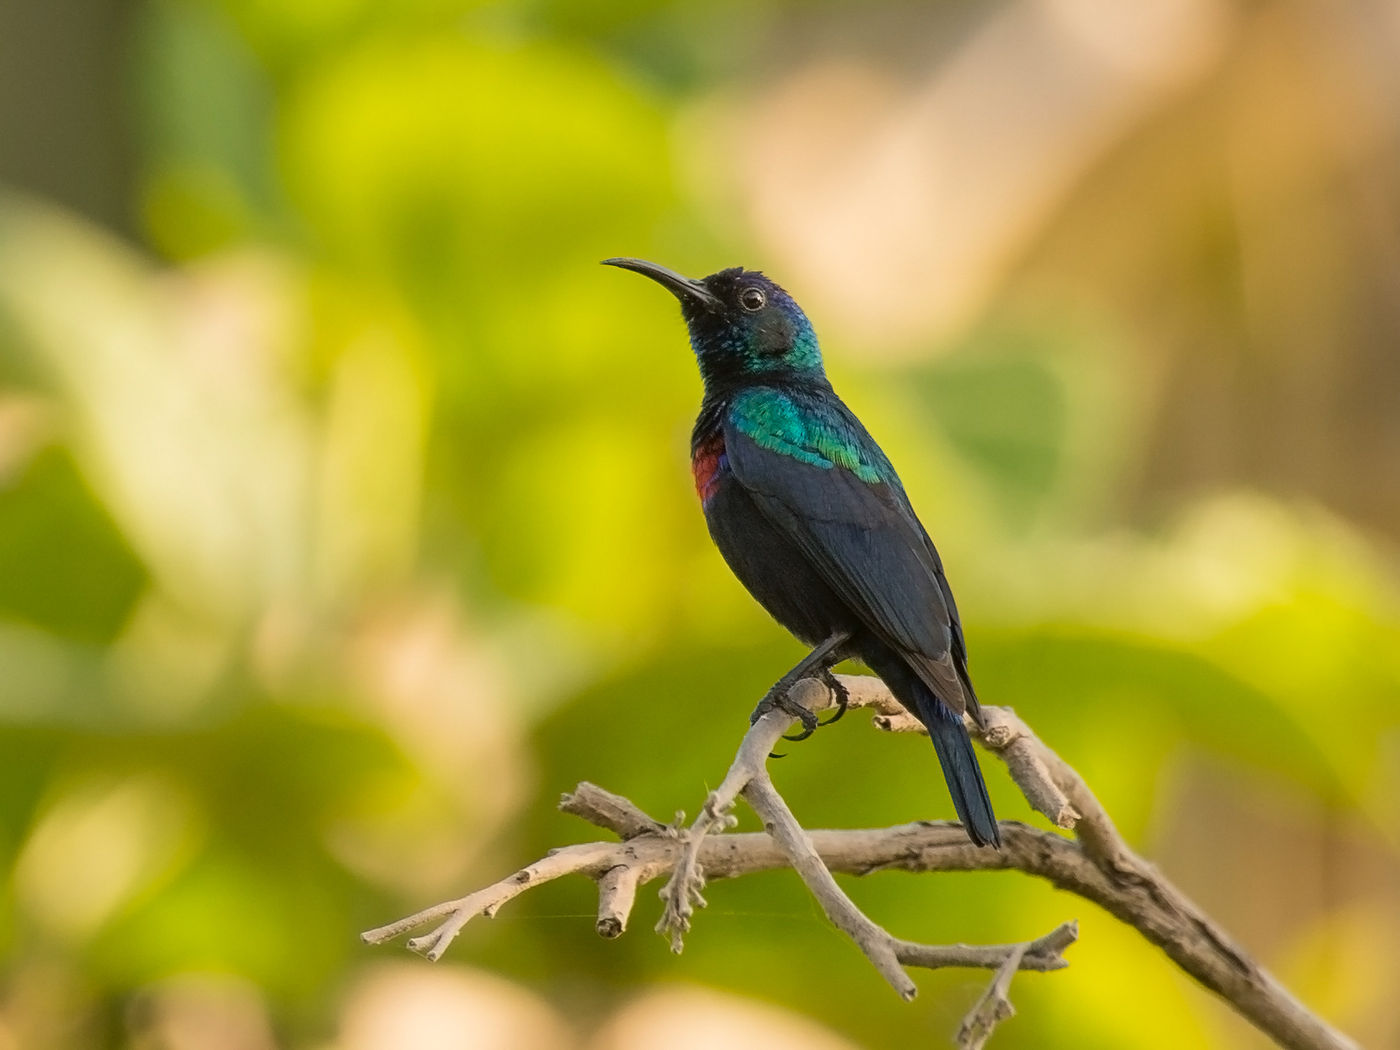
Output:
[
  {"xmin": 750, "ymin": 682, "xmax": 820, "ymax": 749},
  {"xmin": 817, "ymin": 669, "xmax": 850, "ymax": 726}
]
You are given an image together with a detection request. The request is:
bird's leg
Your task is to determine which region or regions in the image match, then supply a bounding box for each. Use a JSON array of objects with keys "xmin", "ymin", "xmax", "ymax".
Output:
[
  {"xmin": 750, "ymin": 632, "xmax": 851, "ymax": 744},
  {"xmin": 816, "ymin": 668, "xmax": 850, "ymax": 726}
]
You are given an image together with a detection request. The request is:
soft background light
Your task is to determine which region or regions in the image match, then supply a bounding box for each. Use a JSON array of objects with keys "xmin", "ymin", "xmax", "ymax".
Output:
[{"xmin": 0, "ymin": 1, "xmax": 1397, "ymax": 1048}]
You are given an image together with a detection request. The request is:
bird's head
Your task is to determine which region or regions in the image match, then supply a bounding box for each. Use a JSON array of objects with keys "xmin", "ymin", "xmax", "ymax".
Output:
[{"xmin": 603, "ymin": 258, "xmax": 823, "ymax": 388}]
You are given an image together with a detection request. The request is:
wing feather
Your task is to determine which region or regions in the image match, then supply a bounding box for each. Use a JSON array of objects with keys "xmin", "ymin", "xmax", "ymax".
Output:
[{"xmin": 723, "ymin": 393, "xmax": 971, "ymax": 713}]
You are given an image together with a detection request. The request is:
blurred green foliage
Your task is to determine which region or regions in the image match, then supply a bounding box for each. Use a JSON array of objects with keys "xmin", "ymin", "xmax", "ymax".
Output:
[{"xmin": 1, "ymin": 2, "xmax": 1398, "ymax": 1049}]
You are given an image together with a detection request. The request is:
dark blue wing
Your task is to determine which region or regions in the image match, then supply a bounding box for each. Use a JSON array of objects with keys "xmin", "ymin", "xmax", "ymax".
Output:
[{"xmin": 723, "ymin": 391, "xmax": 975, "ymax": 716}]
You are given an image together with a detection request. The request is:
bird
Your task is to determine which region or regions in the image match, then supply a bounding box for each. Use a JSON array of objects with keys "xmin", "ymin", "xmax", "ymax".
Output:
[{"xmin": 603, "ymin": 258, "xmax": 1000, "ymax": 848}]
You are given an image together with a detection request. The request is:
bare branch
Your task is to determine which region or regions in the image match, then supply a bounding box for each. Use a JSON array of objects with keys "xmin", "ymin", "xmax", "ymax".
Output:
[
  {"xmin": 894, "ymin": 920, "xmax": 1078, "ymax": 973},
  {"xmin": 957, "ymin": 940, "xmax": 1029, "ymax": 1050},
  {"xmin": 361, "ymin": 841, "xmax": 623, "ymax": 960},
  {"xmin": 596, "ymin": 863, "xmax": 643, "ymax": 939},
  {"xmin": 654, "ymin": 677, "xmax": 827, "ymax": 953},
  {"xmin": 363, "ymin": 675, "xmax": 1359, "ymax": 1050},
  {"xmin": 743, "ymin": 772, "xmax": 916, "ymax": 1000},
  {"xmin": 560, "ymin": 783, "xmax": 667, "ymax": 839}
]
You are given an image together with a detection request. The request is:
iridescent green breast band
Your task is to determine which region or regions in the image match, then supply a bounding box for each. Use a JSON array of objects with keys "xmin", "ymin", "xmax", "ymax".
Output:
[{"xmin": 730, "ymin": 388, "xmax": 888, "ymax": 484}]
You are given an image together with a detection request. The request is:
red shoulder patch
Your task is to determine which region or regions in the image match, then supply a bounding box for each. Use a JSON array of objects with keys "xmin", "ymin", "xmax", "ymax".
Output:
[{"xmin": 690, "ymin": 433, "xmax": 727, "ymax": 502}]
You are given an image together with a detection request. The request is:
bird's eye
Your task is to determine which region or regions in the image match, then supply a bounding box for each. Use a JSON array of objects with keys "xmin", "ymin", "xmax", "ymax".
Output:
[{"xmin": 739, "ymin": 287, "xmax": 766, "ymax": 312}]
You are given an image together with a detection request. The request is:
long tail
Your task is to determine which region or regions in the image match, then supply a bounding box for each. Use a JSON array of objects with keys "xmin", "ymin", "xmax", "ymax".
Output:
[
  {"xmin": 915, "ymin": 683, "xmax": 1001, "ymax": 848},
  {"xmin": 858, "ymin": 647, "xmax": 1001, "ymax": 847},
  {"xmin": 856, "ymin": 649, "xmax": 1002, "ymax": 845}
]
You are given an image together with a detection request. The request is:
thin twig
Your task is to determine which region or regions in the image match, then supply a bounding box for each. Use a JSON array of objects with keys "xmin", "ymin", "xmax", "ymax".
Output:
[
  {"xmin": 743, "ymin": 773, "xmax": 916, "ymax": 999},
  {"xmin": 654, "ymin": 677, "xmax": 828, "ymax": 951},
  {"xmin": 958, "ymin": 941, "xmax": 1029, "ymax": 1050}
]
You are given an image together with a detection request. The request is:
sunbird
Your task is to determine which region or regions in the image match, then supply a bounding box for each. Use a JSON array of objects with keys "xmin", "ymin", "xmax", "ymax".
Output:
[{"xmin": 604, "ymin": 259, "xmax": 999, "ymax": 848}]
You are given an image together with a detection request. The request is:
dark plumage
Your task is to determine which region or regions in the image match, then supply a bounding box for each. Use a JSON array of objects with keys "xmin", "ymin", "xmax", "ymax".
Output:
[{"xmin": 604, "ymin": 258, "xmax": 999, "ymax": 848}]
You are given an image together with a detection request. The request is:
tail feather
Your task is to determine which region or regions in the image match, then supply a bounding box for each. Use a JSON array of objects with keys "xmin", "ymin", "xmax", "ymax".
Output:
[
  {"xmin": 912, "ymin": 681, "xmax": 1001, "ymax": 849},
  {"xmin": 859, "ymin": 646, "xmax": 1001, "ymax": 848}
]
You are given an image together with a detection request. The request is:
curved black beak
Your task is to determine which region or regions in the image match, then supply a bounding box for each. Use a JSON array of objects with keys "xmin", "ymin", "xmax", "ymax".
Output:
[{"xmin": 602, "ymin": 257, "xmax": 722, "ymax": 311}]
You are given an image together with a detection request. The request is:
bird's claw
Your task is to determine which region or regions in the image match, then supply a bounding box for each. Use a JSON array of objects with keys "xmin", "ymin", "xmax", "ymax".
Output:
[
  {"xmin": 751, "ymin": 684, "xmax": 820, "ymax": 743},
  {"xmin": 782, "ymin": 714, "xmax": 818, "ymax": 742},
  {"xmin": 817, "ymin": 669, "xmax": 850, "ymax": 726}
]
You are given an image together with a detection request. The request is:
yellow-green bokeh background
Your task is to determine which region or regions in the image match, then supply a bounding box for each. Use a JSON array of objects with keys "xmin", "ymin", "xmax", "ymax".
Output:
[{"xmin": 1, "ymin": 2, "xmax": 1398, "ymax": 1048}]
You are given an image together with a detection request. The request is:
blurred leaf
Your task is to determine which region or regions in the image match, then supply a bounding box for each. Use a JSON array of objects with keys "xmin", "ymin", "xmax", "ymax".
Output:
[
  {"xmin": 131, "ymin": 0, "xmax": 278, "ymax": 257},
  {"xmin": 0, "ymin": 447, "xmax": 146, "ymax": 643},
  {"xmin": 915, "ymin": 341, "xmax": 1068, "ymax": 522}
]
